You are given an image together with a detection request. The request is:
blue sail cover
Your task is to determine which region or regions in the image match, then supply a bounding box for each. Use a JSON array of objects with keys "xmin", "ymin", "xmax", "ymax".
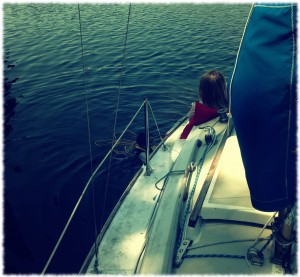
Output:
[{"xmin": 229, "ymin": 4, "xmax": 297, "ymax": 212}]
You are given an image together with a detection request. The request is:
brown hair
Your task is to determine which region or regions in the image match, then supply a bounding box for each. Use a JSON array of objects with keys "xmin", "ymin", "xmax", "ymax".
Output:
[{"xmin": 199, "ymin": 70, "xmax": 228, "ymax": 109}]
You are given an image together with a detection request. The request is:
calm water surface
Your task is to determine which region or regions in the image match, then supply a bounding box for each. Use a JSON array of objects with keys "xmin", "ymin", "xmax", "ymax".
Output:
[{"xmin": 4, "ymin": 3, "xmax": 250, "ymax": 273}]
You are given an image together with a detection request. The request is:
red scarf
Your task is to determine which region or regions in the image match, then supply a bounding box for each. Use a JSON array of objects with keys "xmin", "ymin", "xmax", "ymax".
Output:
[{"xmin": 180, "ymin": 102, "xmax": 218, "ymax": 139}]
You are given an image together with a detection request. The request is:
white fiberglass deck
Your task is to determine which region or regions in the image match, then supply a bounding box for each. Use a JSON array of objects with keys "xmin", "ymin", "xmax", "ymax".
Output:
[{"xmin": 201, "ymin": 135, "xmax": 273, "ymax": 224}]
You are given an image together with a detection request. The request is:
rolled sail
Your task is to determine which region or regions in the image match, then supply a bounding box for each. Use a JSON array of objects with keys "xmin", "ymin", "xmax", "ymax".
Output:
[{"xmin": 229, "ymin": 4, "xmax": 297, "ymax": 212}]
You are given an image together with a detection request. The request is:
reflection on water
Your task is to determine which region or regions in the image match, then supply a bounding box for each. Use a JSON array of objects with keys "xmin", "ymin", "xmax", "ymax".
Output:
[{"xmin": 4, "ymin": 50, "xmax": 19, "ymax": 137}]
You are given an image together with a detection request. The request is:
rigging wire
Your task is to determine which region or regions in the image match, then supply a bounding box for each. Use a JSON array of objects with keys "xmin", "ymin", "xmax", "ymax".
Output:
[
  {"xmin": 77, "ymin": 4, "xmax": 100, "ymax": 272},
  {"xmin": 41, "ymin": 4, "xmax": 98, "ymax": 274},
  {"xmin": 148, "ymin": 101, "xmax": 165, "ymax": 146},
  {"xmin": 99, "ymin": 2, "xmax": 132, "ymax": 230}
]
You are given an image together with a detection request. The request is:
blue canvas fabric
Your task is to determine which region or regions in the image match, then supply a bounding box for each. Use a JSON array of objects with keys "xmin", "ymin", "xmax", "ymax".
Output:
[{"xmin": 229, "ymin": 4, "xmax": 297, "ymax": 212}]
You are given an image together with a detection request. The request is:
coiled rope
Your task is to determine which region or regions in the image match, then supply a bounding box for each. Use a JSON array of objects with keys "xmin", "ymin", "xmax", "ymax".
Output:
[
  {"xmin": 95, "ymin": 130, "xmax": 138, "ymax": 160},
  {"xmin": 95, "ymin": 130, "xmax": 162, "ymax": 161}
]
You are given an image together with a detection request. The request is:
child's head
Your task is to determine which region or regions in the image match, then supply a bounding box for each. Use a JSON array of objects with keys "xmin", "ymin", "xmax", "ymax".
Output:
[{"xmin": 199, "ymin": 70, "xmax": 228, "ymax": 109}]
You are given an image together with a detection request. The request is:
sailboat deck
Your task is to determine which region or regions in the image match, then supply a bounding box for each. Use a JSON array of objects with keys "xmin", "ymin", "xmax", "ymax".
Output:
[
  {"xmin": 173, "ymin": 132, "xmax": 283, "ymax": 274},
  {"xmin": 82, "ymin": 117, "xmax": 293, "ymax": 275}
]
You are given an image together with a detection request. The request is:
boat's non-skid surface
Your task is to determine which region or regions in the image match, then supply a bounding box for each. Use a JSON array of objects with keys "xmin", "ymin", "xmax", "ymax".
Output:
[{"xmin": 173, "ymin": 221, "xmax": 283, "ymax": 275}]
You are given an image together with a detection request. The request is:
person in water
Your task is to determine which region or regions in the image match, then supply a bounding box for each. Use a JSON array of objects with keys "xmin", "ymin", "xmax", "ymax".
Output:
[{"xmin": 180, "ymin": 70, "xmax": 228, "ymax": 139}]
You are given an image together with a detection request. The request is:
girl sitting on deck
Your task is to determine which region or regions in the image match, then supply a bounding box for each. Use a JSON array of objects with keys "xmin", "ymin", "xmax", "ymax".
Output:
[{"xmin": 180, "ymin": 70, "xmax": 228, "ymax": 139}]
